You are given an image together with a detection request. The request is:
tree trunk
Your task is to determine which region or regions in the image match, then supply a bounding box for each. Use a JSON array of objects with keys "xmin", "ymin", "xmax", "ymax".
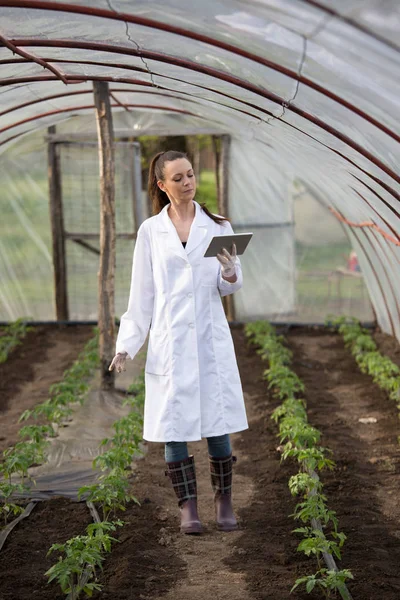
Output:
[
  {"xmin": 48, "ymin": 125, "xmax": 68, "ymax": 320},
  {"xmin": 93, "ymin": 81, "xmax": 116, "ymax": 389}
]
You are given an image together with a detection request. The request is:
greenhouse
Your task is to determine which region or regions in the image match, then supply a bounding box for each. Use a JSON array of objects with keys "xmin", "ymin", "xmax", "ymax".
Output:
[{"xmin": 0, "ymin": 2, "xmax": 399, "ymax": 599}]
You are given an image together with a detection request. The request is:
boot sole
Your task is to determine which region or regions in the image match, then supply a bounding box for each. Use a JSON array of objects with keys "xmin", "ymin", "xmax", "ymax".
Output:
[
  {"xmin": 181, "ymin": 523, "xmax": 203, "ymax": 535},
  {"xmin": 217, "ymin": 522, "xmax": 238, "ymax": 532}
]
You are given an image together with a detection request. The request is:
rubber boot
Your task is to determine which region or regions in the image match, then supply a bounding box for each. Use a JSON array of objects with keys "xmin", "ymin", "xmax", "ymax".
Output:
[
  {"xmin": 165, "ymin": 455, "xmax": 203, "ymax": 534},
  {"xmin": 209, "ymin": 454, "xmax": 238, "ymax": 532}
]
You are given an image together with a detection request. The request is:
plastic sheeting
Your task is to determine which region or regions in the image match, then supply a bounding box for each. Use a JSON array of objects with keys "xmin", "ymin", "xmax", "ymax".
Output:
[
  {"xmin": 10, "ymin": 357, "xmax": 145, "ymax": 501},
  {"xmin": 0, "ymin": 1, "xmax": 399, "ymax": 335}
]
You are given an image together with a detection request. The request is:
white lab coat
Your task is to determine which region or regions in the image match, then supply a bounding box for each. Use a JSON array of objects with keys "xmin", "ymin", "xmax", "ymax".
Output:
[{"xmin": 116, "ymin": 200, "xmax": 248, "ymax": 442}]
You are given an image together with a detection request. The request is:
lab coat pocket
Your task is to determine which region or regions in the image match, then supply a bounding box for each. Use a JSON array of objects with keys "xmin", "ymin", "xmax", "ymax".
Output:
[{"xmin": 145, "ymin": 329, "xmax": 170, "ymax": 375}]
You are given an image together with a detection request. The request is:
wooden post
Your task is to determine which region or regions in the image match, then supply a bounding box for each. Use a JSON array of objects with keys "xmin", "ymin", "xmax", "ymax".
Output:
[
  {"xmin": 217, "ymin": 135, "xmax": 235, "ymax": 322},
  {"xmin": 48, "ymin": 125, "xmax": 69, "ymax": 320},
  {"xmin": 131, "ymin": 141, "xmax": 146, "ymax": 228},
  {"xmin": 93, "ymin": 81, "xmax": 116, "ymax": 389},
  {"xmin": 218, "ymin": 135, "xmax": 230, "ymax": 218},
  {"xmin": 212, "ymin": 136, "xmax": 221, "ymax": 209}
]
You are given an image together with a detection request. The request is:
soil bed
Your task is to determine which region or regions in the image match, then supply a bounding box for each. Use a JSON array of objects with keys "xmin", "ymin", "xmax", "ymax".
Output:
[
  {"xmin": 0, "ymin": 326, "xmax": 399, "ymax": 599},
  {"xmin": 0, "ymin": 324, "xmax": 94, "ymax": 455},
  {"xmin": 286, "ymin": 326, "xmax": 400, "ymax": 600}
]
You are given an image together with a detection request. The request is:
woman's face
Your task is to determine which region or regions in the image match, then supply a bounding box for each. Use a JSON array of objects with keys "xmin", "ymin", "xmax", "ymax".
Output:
[{"xmin": 157, "ymin": 158, "xmax": 196, "ymax": 205}]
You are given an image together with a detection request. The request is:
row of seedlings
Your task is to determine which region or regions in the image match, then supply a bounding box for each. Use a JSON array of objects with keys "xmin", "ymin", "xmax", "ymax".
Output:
[
  {"xmin": 0, "ymin": 332, "xmax": 99, "ymax": 530},
  {"xmin": 328, "ymin": 316, "xmax": 400, "ymax": 427},
  {"xmin": 0, "ymin": 318, "xmax": 33, "ymax": 363},
  {"xmin": 245, "ymin": 321, "xmax": 353, "ymax": 598},
  {"xmin": 45, "ymin": 372, "xmax": 145, "ymax": 600}
]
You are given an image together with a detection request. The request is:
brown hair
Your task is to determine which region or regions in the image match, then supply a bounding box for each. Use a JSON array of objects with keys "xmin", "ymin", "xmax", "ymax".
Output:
[{"xmin": 148, "ymin": 150, "xmax": 228, "ymax": 225}]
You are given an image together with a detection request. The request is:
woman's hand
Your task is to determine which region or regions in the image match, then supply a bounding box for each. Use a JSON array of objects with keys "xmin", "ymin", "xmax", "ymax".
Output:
[
  {"xmin": 217, "ymin": 244, "xmax": 237, "ymax": 280},
  {"xmin": 109, "ymin": 351, "xmax": 128, "ymax": 373}
]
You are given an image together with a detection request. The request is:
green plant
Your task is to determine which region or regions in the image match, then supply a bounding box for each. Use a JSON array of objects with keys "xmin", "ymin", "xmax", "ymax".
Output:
[
  {"xmin": 78, "ymin": 473, "xmax": 139, "ymax": 521},
  {"xmin": 19, "ymin": 331, "xmax": 99, "ymax": 428},
  {"xmin": 245, "ymin": 320, "xmax": 352, "ymax": 597},
  {"xmin": 0, "ymin": 318, "xmax": 33, "ymax": 363},
  {"xmin": 78, "ymin": 377, "xmax": 144, "ymax": 520},
  {"xmin": 48, "ymin": 370, "xmax": 146, "ymax": 597},
  {"xmin": 46, "ymin": 520, "xmax": 123, "ymax": 599},
  {"xmin": 291, "ymin": 568, "xmax": 354, "ymax": 597},
  {"xmin": 330, "ymin": 315, "xmax": 400, "ymax": 419},
  {"xmin": 279, "ymin": 418, "xmax": 321, "ymax": 448},
  {"xmin": 18, "ymin": 424, "xmax": 56, "ymax": 443},
  {"xmin": 292, "ymin": 496, "xmax": 340, "ymax": 534},
  {"xmin": 1, "ymin": 439, "xmax": 49, "ymax": 483},
  {"xmin": 282, "ymin": 444, "xmax": 335, "ymax": 472},
  {"xmin": 0, "ymin": 331, "xmax": 99, "ymax": 530},
  {"xmin": 289, "ymin": 473, "xmax": 322, "ymax": 496},
  {"xmin": 0, "ymin": 481, "xmax": 26, "ymax": 525}
]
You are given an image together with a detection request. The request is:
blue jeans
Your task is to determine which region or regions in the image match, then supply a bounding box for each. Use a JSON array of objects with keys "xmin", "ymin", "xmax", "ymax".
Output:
[{"xmin": 165, "ymin": 434, "xmax": 231, "ymax": 463}]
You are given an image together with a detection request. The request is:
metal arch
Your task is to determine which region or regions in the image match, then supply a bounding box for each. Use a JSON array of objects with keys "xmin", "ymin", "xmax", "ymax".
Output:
[
  {"xmin": 0, "ymin": 87, "xmax": 205, "ymax": 118},
  {"xmin": 299, "ymin": 0, "xmax": 400, "ymax": 52},
  {"xmin": 0, "ymin": 1, "xmax": 398, "ymax": 145},
  {"xmin": 367, "ymin": 228, "xmax": 400, "ymax": 329},
  {"xmin": 350, "ymin": 174, "xmax": 400, "ymax": 220},
  {"xmin": 301, "ymin": 179, "xmax": 395, "ymax": 333},
  {"xmin": 0, "ymin": 58, "xmax": 277, "ymax": 124},
  {"xmin": 0, "ymin": 103, "xmax": 204, "ymax": 135},
  {"xmin": 1, "ymin": 37, "xmax": 399, "ymax": 188},
  {"xmin": 0, "ymin": 77, "xmax": 268, "ymax": 129},
  {"xmin": 1, "ymin": 71, "xmax": 399, "ymax": 212},
  {"xmin": 0, "ymin": 33, "xmax": 68, "ymax": 83},
  {"xmin": 346, "ymin": 226, "xmax": 394, "ymax": 336},
  {"xmin": 358, "ymin": 228, "xmax": 397, "ymax": 335}
]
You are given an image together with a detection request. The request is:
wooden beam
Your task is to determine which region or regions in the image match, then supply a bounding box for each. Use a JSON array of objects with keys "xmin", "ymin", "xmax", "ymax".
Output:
[
  {"xmin": 71, "ymin": 238, "xmax": 100, "ymax": 256},
  {"xmin": 47, "ymin": 125, "xmax": 68, "ymax": 320},
  {"xmin": 65, "ymin": 233, "xmax": 136, "ymax": 240},
  {"xmin": 45, "ymin": 128, "xmax": 225, "ymax": 143},
  {"xmin": 93, "ymin": 81, "xmax": 116, "ymax": 390}
]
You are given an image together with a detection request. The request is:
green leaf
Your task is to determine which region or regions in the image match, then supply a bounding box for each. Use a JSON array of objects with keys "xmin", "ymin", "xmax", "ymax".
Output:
[{"xmin": 306, "ymin": 578, "xmax": 316, "ymax": 593}]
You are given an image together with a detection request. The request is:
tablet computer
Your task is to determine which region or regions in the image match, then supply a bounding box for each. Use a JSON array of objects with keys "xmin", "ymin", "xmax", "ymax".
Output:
[{"xmin": 204, "ymin": 232, "xmax": 253, "ymax": 258}]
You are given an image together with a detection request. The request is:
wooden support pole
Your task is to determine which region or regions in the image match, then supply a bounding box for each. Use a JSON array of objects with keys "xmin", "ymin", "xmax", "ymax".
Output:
[
  {"xmin": 131, "ymin": 141, "xmax": 147, "ymax": 228},
  {"xmin": 212, "ymin": 135, "xmax": 221, "ymax": 209},
  {"xmin": 48, "ymin": 125, "xmax": 69, "ymax": 320},
  {"xmin": 217, "ymin": 135, "xmax": 235, "ymax": 322},
  {"xmin": 93, "ymin": 81, "xmax": 116, "ymax": 389}
]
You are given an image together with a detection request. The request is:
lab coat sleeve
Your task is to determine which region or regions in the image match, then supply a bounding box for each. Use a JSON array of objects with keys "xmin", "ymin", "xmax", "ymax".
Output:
[
  {"xmin": 218, "ymin": 220, "xmax": 243, "ymax": 297},
  {"xmin": 116, "ymin": 223, "xmax": 154, "ymax": 359}
]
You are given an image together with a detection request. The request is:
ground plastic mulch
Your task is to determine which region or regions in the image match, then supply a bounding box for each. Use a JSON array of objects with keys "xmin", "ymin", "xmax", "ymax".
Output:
[{"xmin": 0, "ymin": 325, "xmax": 399, "ymax": 599}]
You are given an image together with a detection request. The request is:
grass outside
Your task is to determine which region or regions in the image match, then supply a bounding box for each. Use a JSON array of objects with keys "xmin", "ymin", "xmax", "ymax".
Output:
[{"xmin": 196, "ymin": 170, "xmax": 218, "ymax": 214}]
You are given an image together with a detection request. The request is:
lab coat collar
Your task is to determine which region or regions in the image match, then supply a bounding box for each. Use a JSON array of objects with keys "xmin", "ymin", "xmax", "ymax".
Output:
[{"xmin": 157, "ymin": 200, "xmax": 209, "ymax": 261}]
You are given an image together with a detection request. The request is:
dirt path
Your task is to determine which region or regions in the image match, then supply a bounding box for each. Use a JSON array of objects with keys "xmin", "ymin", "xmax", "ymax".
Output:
[
  {"xmin": 287, "ymin": 327, "xmax": 400, "ymax": 599},
  {"xmin": 89, "ymin": 327, "xmax": 313, "ymax": 600},
  {"xmin": 0, "ymin": 325, "xmax": 94, "ymax": 455},
  {"xmin": 2, "ymin": 326, "xmax": 400, "ymax": 599},
  {"xmin": 0, "ymin": 327, "xmax": 313, "ymax": 600}
]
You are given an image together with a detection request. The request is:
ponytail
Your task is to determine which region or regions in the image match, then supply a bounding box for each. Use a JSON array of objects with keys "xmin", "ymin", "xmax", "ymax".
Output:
[
  {"xmin": 148, "ymin": 151, "xmax": 171, "ymax": 216},
  {"xmin": 148, "ymin": 150, "xmax": 228, "ymax": 225}
]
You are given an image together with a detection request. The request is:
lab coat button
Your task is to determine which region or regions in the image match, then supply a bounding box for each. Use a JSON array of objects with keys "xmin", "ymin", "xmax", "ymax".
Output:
[
  {"xmin": 188, "ymin": 292, "xmax": 193, "ymax": 298},
  {"xmin": 189, "ymin": 322, "xmax": 195, "ymax": 328},
  {"xmin": 185, "ymin": 263, "xmax": 191, "ymax": 269}
]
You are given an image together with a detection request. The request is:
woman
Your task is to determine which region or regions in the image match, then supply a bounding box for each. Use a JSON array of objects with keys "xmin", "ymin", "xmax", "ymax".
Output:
[{"xmin": 109, "ymin": 150, "xmax": 248, "ymax": 534}]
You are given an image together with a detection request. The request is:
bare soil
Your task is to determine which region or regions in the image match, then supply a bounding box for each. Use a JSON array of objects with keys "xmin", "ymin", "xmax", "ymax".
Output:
[
  {"xmin": 0, "ymin": 325, "xmax": 399, "ymax": 599},
  {"xmin": 0, "ymin": 324, "xmax": 94, "ymax": 455}
]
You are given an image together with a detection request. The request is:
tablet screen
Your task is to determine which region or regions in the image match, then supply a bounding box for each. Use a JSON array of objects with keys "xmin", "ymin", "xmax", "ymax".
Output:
[{"xmin": 204, "ymin": 233, "xmax": 253, "ymax": 258}]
